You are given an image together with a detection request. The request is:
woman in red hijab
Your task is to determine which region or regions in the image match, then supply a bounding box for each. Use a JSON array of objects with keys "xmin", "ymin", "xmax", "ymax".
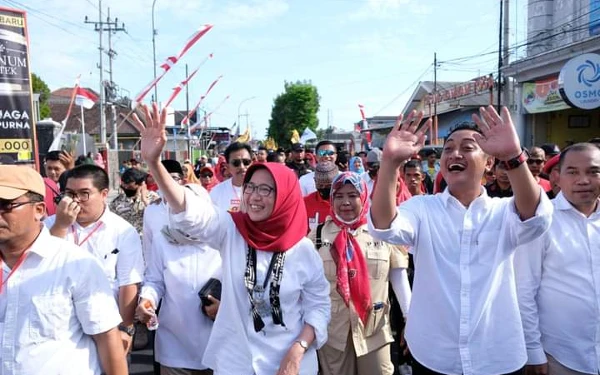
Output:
[
  {"xmin": 198, "ymin": 166, "xmax": 218, "ymax": 192},
  {"xmin": 309, "ymin": 171, "xmax": 411, "ymax": 375},
  {"xmin": 135, "ymin": 103, "xmax": 330, "ymax": 375}
]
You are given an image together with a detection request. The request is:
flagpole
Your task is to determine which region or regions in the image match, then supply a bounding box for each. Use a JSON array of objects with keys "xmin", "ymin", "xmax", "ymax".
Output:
[{"xmin": 81, "ymin": 105, "xmax": 87, "ymax": 156}]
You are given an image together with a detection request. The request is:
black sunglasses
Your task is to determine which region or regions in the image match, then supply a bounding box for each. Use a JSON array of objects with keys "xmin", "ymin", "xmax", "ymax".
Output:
[
  {"xmin": 527, "ymin": 159, "xmax": 544, "ymax": 165},
  {"xmin": 200, "ymin": 173, "xmax": 213, "ymax": 178},
  {"xmin": 231, "ymin": 159, "xmax": 252, "ymax": 168}
]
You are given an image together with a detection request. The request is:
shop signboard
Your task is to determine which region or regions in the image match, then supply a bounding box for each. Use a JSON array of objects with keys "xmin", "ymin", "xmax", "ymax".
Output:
[
  {"xmin": 0, "ymin": 7, "xmax": 37, "ymax": 167},
  {"xmin": 591, "ymin": 0, "xmax": 600, "ymax": 36},
  {"xmin": 559, "ymin": 53, "xmax": 600, "ymax": 110},
  {"xmin": 522, "ymin": 77, "xmax": 570, "ymax": 113}
]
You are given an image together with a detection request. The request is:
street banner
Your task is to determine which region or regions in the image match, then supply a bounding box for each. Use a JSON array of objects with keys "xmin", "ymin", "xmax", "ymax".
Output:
[
  {"xmin": 0, "ymin": 7, "xmax": 38, "ymax": 168},
  {"xmin": 522, "ymin": 77, "xmax": 570, "ymax": 114}
]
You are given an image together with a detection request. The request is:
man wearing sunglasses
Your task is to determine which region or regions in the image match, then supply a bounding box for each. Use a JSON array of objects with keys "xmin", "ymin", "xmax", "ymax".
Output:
[
  {"xmin": 0, "ymin": 166, "xmax": 127, "ymax": 375},
  {"xmin": 299, "ymin": 140, "xmax": 338, "ymax": 196},
  {"xmin": 527, "ymin": 147, "xmax": 552, "ymax": 193},
  {"xmin": 209, "ymin": 142, "xmax": 253, "ymax": 212}
]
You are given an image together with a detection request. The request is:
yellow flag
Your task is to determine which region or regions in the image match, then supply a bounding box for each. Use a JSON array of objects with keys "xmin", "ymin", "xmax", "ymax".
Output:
[
  {"xmin": 265, "ymin": 137, "xmax": 277, "ymax": 150},
  {"xmin": 290, "ymin": 129, "xmax": 300, "ymax": 144},
  {"xmin": 236, "ymin": 127, "xmax": 251, "ymax": 143}
]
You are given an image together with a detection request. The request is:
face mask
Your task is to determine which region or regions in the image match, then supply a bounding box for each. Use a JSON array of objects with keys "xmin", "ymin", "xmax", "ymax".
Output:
[
  {"xmin": 121, "ymin": 187, "xmax": 138, "ymax": 197},
  {"xmin": 317, "ymin": 188, "xmax": 331, "ymax": 200}
]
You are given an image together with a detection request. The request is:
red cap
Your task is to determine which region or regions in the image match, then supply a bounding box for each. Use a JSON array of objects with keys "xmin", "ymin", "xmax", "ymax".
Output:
[{"xmin": 543, "ymin": 153, "xmax": 560, "ymax": 175}]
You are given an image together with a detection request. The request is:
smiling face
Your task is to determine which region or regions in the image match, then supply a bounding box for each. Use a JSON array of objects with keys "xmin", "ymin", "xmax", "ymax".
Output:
[
  {"xmin": 332, "ymin": 183, "xmax": 362, "ymax": 222},
  {"xmin": 317, "ymin": 144, "xmax": 337, "ymax": 163},
  {"xmin": 441, "ymin": 129, "xmax": 493, "ymax": 190},
  {"xmin": 243, "ymin": 168, "xmax": 276, "ymax": 222},
  {"xmin": 559, "ymin": 147, "xmax": 600, "ymax": 213}
]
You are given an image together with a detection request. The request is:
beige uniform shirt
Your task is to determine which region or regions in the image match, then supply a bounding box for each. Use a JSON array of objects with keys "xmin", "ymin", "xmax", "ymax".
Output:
[{"xmin": 309, "ymin": 220, "xmax": 408, "ymax": 357}]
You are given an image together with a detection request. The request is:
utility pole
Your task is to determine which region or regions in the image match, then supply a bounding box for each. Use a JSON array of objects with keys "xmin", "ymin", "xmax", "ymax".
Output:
[
  {"xmin": 185, "ymin": 64, "xmax": 191, "ymax": 158},
  {"xmin": 104, "ymin": 7, "xmax": 125, "ymax": 150},
  {"xmin": 433, "ymin": 52, "xmax": 438, "ymax": 145},
  {"xmin": 497, "ymin": 0, "xmax": 504, "ymax": 110},
  {"xmin": 85, "ymin": 1, "xmax": 125, "ymax": 147},
  {"xmin": 503, "ymin": 0, "xmax": 511, "ymax": 110}
]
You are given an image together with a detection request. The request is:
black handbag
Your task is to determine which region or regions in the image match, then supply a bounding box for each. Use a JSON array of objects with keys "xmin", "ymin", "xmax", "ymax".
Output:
[{"xmin": 198, "ymin": 278, "xmax": 222, "ymax": 316}]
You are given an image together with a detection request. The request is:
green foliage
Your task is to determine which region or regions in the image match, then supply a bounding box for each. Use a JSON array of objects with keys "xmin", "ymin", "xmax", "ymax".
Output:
[
  {"xmin": 267, "ymin": 80, "xmax": 320, "ymax": 149},
  {"xmin": 32, "ymin": 73, "xmax": 51, "ymax": 119}
]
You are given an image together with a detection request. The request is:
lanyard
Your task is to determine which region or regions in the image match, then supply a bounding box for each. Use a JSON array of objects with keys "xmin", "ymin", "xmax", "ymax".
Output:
[
  {"xmin": 0, "ymin": 250, "xmax": 28, "ymax": 293},
  {"xmin": 71, "ymin": 222, "xmax": 103, "ymax": 247}
]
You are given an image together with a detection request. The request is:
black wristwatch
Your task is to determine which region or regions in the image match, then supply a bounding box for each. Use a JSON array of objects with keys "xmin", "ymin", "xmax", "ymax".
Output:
[
  {"xmin": 500, "ymin": 150, "xmax": 529, "ymax": 171},
  {"xmin": 118, "ymin": 324, "xmax": 135, "ymax": 337}
]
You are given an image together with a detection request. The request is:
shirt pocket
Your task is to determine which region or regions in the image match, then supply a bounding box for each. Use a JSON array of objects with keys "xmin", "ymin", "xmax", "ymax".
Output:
[
  {"xmin": 475, "ymin": 230, "xmax": 501, "ymax": 266},
  {"xmin": 30, "ymin": 293, "xmax": 73, "ymax": 343},
  {"xmin": 363, "ymin": 301, "xmax": 389, "ymax": 337},
  {"xmin": 366, "ymin": 248, "xmax": 389, "ymax": 280}
]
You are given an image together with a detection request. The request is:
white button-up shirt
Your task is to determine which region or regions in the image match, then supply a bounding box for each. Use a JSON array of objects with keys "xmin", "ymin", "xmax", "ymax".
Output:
[
  {"xmin": 515, "ymin": 192, "xmax": 600, "ymax": 374},
  {"xmin": 45, "ymin": 208, "xmax": 144, "ymax": 298},
  {"xmin": 0, "ymin": 227, "xmax": 122, "ymax": 375},
  {"xmin": 169, "ymin": 186, "xmax": 331, "ymax": 375},
  {"xmin": 360, "ymin": 172, "xmax": 375, "ymax": 197},
  {"xmin": 140, "ymin": 201, "xmax": 222, "ymax": 370},
  {"xmin": 209, "ymin": 179, "xmax": 242, "ymax": 211},
  {"xmin": 368, "ymin": 188, "xmax": 552, "ymax": 375},
  {"xmin": 299, "ymin": 172, "xmax": 316, "ymax": 197}
]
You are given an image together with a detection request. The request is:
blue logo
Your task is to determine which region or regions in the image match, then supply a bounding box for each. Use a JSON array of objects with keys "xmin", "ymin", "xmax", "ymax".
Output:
[{"xmin": 577, "ymin": 60, "xmax": 600, "ymax": 87}]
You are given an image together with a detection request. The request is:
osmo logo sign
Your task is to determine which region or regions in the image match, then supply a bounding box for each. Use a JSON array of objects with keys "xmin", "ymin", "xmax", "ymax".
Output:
[{"xmin": 559, "ymin": 53, "xmax": 600, "ymax": 110}]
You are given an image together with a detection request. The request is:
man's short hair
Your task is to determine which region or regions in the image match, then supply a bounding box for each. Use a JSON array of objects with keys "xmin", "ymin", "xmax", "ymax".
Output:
[
  {"xmin": 403, "ymin": 160, "xmax": 423, "ymax": 173},
  {"xmin": 315, "ymin": 140, "xmax": 335, "ymax": 152},
  {"xmin": 446, "ymin": 121, "xmax": 483, "ymax": 140},
  {"xmin": 25, "ymin": 191, "xmax": 44, "ymax": 202},
  {"xmin": 45, "ymin": 151, "xmax": 62, "ymax": 162},
  {"xmin": 121, "ymin": 168, "xmax": 147, "ymax": 185},
  {"xmin": 559, "ymin": 142, "xmax": 600, "ymax": 171},
  {"xmin": 357, "ymin": 151, "xmax": 367, "ymax": 157},
  {"xmin": 258, "ymin": 146, "xmax": 268, "ymax": 152},
  {"xmin": 424, "ymin": 149, "xmax": 437, "ymax": 157},
  {"xmin": 224, "ymin": 142, "xmax": 252, "ymax": 163},
  {"xmin": 64, "ymin": 164, "xmax": 109, "ymax": 191}
]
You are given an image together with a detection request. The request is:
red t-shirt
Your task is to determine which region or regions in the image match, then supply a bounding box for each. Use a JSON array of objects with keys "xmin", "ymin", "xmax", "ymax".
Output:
[
  {"xmin": 303, "ymin": 191, "xmax": 331, "ymax": 228},
  {"xmin": 537, "ymin": 177, "xmax": 552, "ymax": 192}
]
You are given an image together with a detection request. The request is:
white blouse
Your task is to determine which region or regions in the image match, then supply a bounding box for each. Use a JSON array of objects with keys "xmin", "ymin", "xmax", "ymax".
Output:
[{"xmin": 169, "ymin": 186, "xmax": 331, "ymax": 375}]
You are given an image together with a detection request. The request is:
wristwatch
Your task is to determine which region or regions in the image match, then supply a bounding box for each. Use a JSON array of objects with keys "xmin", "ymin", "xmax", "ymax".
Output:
[
  {"xmin": 500, "ymin": 150, "xmax": 529, "ymax": 171},
  {"xmin": 118, "ymin": 324, "xmax": 135, "ymax": 337},
  {"xmin": 295, "ymin": 340, "xmax": 309, "ymax": 352}
]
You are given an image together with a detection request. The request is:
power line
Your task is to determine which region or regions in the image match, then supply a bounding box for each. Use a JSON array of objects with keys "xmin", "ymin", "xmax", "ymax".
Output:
[{"xmin": 373, "ymin": 64, "xmax": 433, "ymax": 115}]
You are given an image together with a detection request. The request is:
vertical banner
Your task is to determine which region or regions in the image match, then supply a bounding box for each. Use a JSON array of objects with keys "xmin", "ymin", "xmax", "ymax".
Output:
[
  {"xmin": 591, "ymin": 0, "xmax": 600, "ymax": 36},
  {"xmin": 0, "ymin": 7, "xmax": 37, "ymax": 168}
]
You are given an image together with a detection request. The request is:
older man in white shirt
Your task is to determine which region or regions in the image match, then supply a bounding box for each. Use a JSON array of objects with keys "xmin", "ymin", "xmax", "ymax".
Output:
[
  {"xmin": 0, "ymin": 166, "xmax": 127, "ymax": 375},
  {"xmin": 369, "ymin": 109, "xmax": 552, "ymax": 375},
  {"xmin": 515, "ymin": 143, "xmax": 600, "ymax": 375}
]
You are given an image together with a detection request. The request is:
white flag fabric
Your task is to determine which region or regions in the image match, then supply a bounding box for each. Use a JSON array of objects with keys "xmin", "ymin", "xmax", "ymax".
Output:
[
  {"xmin": 300, "ymin": 128, "xmax": 317, "ymax": 143},
  {"xmin": 75, "ymin": 87, "xmax": 98, "ymax": 109}
]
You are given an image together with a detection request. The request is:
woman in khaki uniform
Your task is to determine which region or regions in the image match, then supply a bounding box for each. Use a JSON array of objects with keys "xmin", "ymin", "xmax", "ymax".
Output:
[{"xmin": 309, "ymin": 172, "xmax": 412, "ymax": 375}]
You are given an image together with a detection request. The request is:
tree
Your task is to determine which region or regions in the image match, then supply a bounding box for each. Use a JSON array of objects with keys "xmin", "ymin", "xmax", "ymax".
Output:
[
  {"xmin": 267, "ymin": 80, "xmax": 320, "ymax": 149},
  {"xmin": 32, "ymin": 73, "xmax": 51, "ymax": 119}
]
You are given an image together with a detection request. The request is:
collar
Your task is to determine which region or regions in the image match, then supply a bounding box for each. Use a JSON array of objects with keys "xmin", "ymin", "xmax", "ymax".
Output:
[
  {"xmin": 554, "ymin": 191, "xmax": 600, "ymax": 215},
  {"xmin": 74, "ymin": 205, "xmax": 109, "ymax": 230},
  {"xmin": 28, "ymin": 226, "xmax": 53, "ymax": 258},
  {"xmin": 440, "ymin": 186, "xmax": 488, "ymax": 208},
  {"xmin": 326, "ymin": 219, "xmax": 368, "ymax": 235}
]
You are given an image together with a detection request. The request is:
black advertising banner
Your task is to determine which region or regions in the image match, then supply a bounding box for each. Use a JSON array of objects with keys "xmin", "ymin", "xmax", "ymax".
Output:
[{"xmin": 0, "ymin": 7, "xmax": 37, "ymax": 168}]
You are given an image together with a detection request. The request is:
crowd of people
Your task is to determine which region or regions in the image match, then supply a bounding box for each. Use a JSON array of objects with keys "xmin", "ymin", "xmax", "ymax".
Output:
[{"xmin": 0, "ymin": 103, "xmax": 598, "ymax": 375}]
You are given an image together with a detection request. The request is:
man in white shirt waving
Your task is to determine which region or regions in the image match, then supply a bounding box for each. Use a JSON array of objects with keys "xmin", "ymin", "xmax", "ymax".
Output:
[
  {"xmin": 0, "ymin": 165, "xmax": 127, "ymax": 375},
  {"xmin": 515, "ymin": 143, "xmax": 600, "ymax": 375},
  {"xmin": 369, "ymin": 107, "xmax": 552, "ymax": 375},
  {"xmin": 46, "ymin": 164, "xmax": 144, "ymax": 355},
  {"xmin": 209, "ymin": 142, "xmax": 252, "ymax": 211}
]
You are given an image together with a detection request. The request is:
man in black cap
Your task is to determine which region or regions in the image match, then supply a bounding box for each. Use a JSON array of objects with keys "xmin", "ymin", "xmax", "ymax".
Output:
[{"xmin": 286, "ymin": 142, "xmax": 311, "ymax": 177}]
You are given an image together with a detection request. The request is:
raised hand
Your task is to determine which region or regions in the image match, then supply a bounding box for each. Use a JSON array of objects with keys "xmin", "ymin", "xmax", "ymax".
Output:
[
  {"xmin": 471, "ymin": 106, "xmax": 522, "ymax": 161},
  {"xmin": 132, "ymin": 103, "xmax": 168, "ymax": 165},
  {"xmin": 382, "ymin": 110, "xmax": 432, "ymax": 167}
]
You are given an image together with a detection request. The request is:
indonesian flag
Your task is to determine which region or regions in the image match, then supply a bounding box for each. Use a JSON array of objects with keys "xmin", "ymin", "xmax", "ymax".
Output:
[
  {"xmin": 163, "ymin": 64, "xmax": 202, "ymax": 108},
  {"xmin": 133, "ymin": 25, "xmax": 213, "ymax": 105},
  {"xmin": 75, "ymin": 87, "xmax": 98, "ymax": 109},
  {"xmin": 189, "ymin": 94, "xmax": 230, "ymax": 132},
  {"xmin": 181, "ymin": 75, "xmax": 223, "ymax": 126},
  {"xmin": 358, "ymin": 104, "xmax": 366, "ymax": 121}
]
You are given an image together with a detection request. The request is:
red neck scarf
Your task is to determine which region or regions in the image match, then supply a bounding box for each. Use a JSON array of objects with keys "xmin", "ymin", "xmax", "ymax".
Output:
[
  {"xmin": 215, "ymin": 155, "xmax": 227, "ymax": 182},
  {"xmin": 329, "ymin": 172, "xmax": 372, "ymax": 325},
  {"xmin": 370, "ymin": 170, "xmax": 412, "ymax": 206},
  {"xmin": 231, "ymin": 163, "xmax": 307, "ymax": 252}
]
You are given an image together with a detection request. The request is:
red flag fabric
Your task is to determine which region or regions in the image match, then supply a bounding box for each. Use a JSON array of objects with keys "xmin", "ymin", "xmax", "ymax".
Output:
[
  {"xmin": 358, "ymin": 103, "xmax": 366, "ymax": 121},
  {"xmin": 182, "ymin": 75, "xmax": 223, "ymax": 126},
  {"xmin": 75, "ymin": 87, "xmax": 98, "ymax": 109},
  {"xmin": 133, "ymin": 25, "xmax": 213, "ymax": 105},
  {"xmin": 63, "ymin": 75, "xmax": 81, "ymax": 122},
  {"xmin": 189, "ymin": 94, "xmax": 230, "ymax": 132},
  {"xmin": 163, "ymin": 66, "xmax": 201, "ymax": 108}
]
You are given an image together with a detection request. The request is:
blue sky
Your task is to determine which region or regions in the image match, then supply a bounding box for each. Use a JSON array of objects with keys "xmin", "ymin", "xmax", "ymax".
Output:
[{"xmin": 15, "ymin": 0, "xmax": 526, "ymax": 139}]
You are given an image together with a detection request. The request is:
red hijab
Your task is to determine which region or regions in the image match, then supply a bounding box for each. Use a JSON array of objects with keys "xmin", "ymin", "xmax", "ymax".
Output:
[
  {"xmin": 199, "ymin": 166, "xmax": 218, "ymax": 192},
  {"xmin": 329, "ymin": 172, "xmax": 372, "ymax": 325},
  {"xmin": 231, "ymin": 163, "xmax": 308, "ymax": 252},
  {"xmin": 215, "ymin": 155, "xmax": 227, "ymax": 182}
]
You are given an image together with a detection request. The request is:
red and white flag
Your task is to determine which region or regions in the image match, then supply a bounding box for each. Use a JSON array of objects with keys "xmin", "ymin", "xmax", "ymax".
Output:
[
  {"xmin": 133, "ymin": 25, "xmax": 213, "ymax": 105},
  {"xmin": 189, "ymin": 94, "xmax": 230, "ymax": 132},
  {"xmin": 358, "ymin": 104, "xmax": 366, "ymax": 121},
  {"xmin": 62, "ymin": 75, "xmax": 81, "ymax": 123},
  {"xmin": 75, "ymin": 87, "xmax": 98, "ymax": 109},
  {"xmin": 181, "ymin": 75, "xmax": 223, "ymax": 126},
  {"xmin": 358, "ymin": 103, "xmax": 371, "ymax": 144},
  {"xmin": 163, "ymin": 64, "xmax": 202, "ymax": 108}
]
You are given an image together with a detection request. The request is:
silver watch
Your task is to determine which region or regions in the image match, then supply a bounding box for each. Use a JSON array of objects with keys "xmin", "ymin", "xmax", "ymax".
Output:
[{"xmin": 295, "ymin": 340, "xmax": 309, "ymax": 352}]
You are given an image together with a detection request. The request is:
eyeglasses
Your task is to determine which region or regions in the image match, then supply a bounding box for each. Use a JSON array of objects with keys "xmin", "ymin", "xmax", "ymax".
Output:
[
  {"xmin": 317, "ymin": 150, "xmax": 336, "ymax": 157},
  {"xmin": 231, "ymin": 159, "xmax": 252, "ymax": 168},
  {"xmin": 527, "ymin": 159, "xmax": 544, "ymax": 165},
  {"xmin": 200, "ymin": 173, "xmax": 213, "ymax": 178},
  {"xmin": 0, "ymin": 200, "xmax": 39, "ymax": 213},
  {"xmin": 243, "ymin": 182, "xmax": 275, "ymax": 197},
  {"xmin": 64, "ymin": 191, "xmax": 91, "ymax": 202}
]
